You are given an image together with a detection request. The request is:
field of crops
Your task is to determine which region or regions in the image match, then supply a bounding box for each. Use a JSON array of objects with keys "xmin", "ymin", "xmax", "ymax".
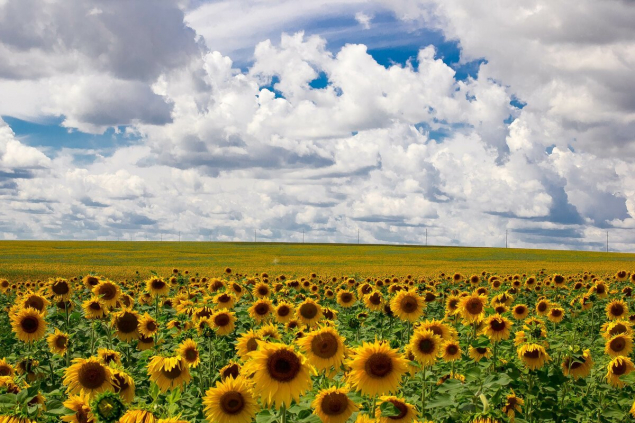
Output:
[{"xmin": 3, "ymin": 244, "xmax": 635, "ymax": 422}]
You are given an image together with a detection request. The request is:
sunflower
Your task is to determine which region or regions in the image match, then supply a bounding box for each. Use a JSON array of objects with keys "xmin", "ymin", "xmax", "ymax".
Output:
[
  {"xmin": 274, "ymin": 302, "xmax": 295, "ymax": 324},
  {"xmin": 346, "ymin": 340, "xmax": 409, "ymax": 396},
  {"xmin": 236, "ymin": 330, "xmax": 261, "ymax": 360},
  {"xmin": 336, "ymin": 290, "xmax": 356, "ymax": 308},
  {"xmin": 49, "ymin": 278, "xmax": 72, "ymax": 301},
  {"xmin": 146, "ymin": 277, "xmax": 170, "ymax": 297},
  {"xmin": 502, "ymin": 391, "xmax": 524, "ymax": 421},
  {"xmin": 535, "ymin": 299, "xmax": 550, "ymax": 316},
  {"xmin": 257, "ymin": 323, "xmax": 281, "ymax": 340},
  {"xmin": 605, "ymin": 334, "xmax": 633, "ymax": 358},
  {"xmin": 214, "ymin": 292, "xmax": 236, "ymax": 310},
  {"xmin": 390, "ymin": 290, "xmax": 425, "ymax": 322},
  {"xmin": 210, "ymin": 310, "xmax": 236, "ymax": 336},
  {"xmin": 253, "ymin": 282, "xmax": 271, "ymax": 298},
  {"xmin": 111, "ymin": 309, "xmax": 140, "ymax": 342},
  {"xmin": 112, "ymin": 369, "xmax": 136, "ymax": 403},
  {"xmin": 61, "ymin": 393, "xmax": 95, "ymax": 423},
  {"xmin": 83, "ymin": 275, "xmax": 101, "ymax": 289},
  {"xmin": 312, "ymin": 386, "xmax": 358, "ymax": 423},
  {"xmin": 603, "ymin": 320, "xmax": 632, "ymax": 339},
  {"xmin": 441, "ymin": 340, "xmax": 462, "ymax": 362},
  {"xmin": 517, "ymin": 344, "xmax": 550, "ymax": 370},
  {"xmin": 47, "ymin": 329, "xmax": 69, "ymax": 356},
  {"xmin": 0, "ymin": 359, "xmax": 14, "ymax": 377},
  {"xmin": 374, "ymin": 396, "xmax": 417, "ymax": 423},
  {"xmin": 417, "ymin": 319, "xmax": 456, "ymax": 341},
  {"xmin": 138, "ymin": 313, "xmax": 159, "ymax": 338},
  {"xmin": 242, "ymin": 342, "xmax": 314, "ymax": 407},
  {"xmin": 203, "ymin": 376, "xmax": 259, "ymax": 423},
  {"xmin": 545, "ymin": 307, "xmax": 564, "ymax": 323},
  {"xmin": 408, "ymin": 329, "xmax": 441, "ymax": 367},
  {"xmin": 10, "ymin": 307, "xmax": 47, "ymax": 343},
  {"xmin": 606, "ymin": 356, "xmax": 635, "ymax": 387},
  {"xmin": 562, "ymin": 349, "xmax": 593, "ymax": 379},
  {"xmin": 511, "ymin": 304, "xmax": 529, "ymax": 320},
  {"xmin": 468, "ymin": 346, "xmax": 492, "ymax": 362},
  {"xmin": 220, "ymin": 361, "xmax": 241, "ymax": 380},
  {"xmin": 364, "ymin": 291, "xmax": 384, "ymax": 312},
  {"xmin": 296, "ymin": 298, "xmax": 323, "ymax": 327},
  {"xmin": 82, "ymin": 297, "xmax": 107, "ymax": 319},
  {"xmin": 297, "ymin": 326, "xmax": 346, "ymax": 371},
  {"xmin": 457, "ymin": 293, "xmax": 487, "ymax": 323},
  {"xmin": 119, "ymin": 410, "xmax": 157, "ymax": 423},
  {"xmin": 482, "ymin": 315, "xmax": 513, "ymax": 341},
  {"xmin": 97, "ymin": 348, "xmax": 121, "ymax": 366},
  {"xmin": 147, "ymin": 356, "xmax": 191, "ymax": 392},
  {"xmin": 606, "ymin": 300, "xmax": 628, "ymax": 320},
  {"xmin": 20, "ymin": 292, "xmax": 50, "ymax": 314},
  {"xmin": 248, "ymin": 299, "xmax": 273, "ymax": 324},
  {"xmin": 63, "ymin": 357, "xmax": 113, "ymax": 399},
  {"xmin": 92, "ymin": 280, "xmax": 120, "ymax": 308},
  {"xmin": 177, "ymin": 339, "xmax": 200, "ymax": 368},
  {"xmin": 138, "ymin": 335, "xmax": 156, "ymax": 351}
]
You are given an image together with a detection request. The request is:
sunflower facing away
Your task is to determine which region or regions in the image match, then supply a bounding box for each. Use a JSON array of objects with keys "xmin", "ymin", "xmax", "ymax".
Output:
[
  {"xmin": 147, "ymin": 355, "xmax": 191, "ymax": 392},
  {"xmin": 312, "ymin": 386, "xmax": 359, "ymax": 423},
  {"xmin": 63, "ymin": 357, "xmax": 113, "ymax": 399},
  {"xmin": 346, "ymin": 340, "xmax": 409, "ymax": 396},
  {"xmin": 296, "ymin": 326, "xmax": 346, "ymax": 371},
  {"xmin": 203, "ymin": 376, "xmax": 259, "ymax": 423}
]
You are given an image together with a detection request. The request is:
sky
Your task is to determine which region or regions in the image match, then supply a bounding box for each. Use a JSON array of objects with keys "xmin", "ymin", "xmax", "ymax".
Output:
[{"xmin": 0, "ymin": 0, "xmax": 634, "ymax": 250}]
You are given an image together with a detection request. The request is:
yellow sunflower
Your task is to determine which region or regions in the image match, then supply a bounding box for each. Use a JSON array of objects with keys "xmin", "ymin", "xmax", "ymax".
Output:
[
  {"xmin": 511, "ymin": 304, "xmax": 529, "ymax": 320},
  {"xmin": 92, "ymin": 280, "xmax": 120, "ymax": 308},
  {"xmin": 390, "ymin": 290, "xmax": 425, "ymax": 322},
  {"xmin": 457, "ymin": 293, "xmax": 487, "ymax": 323},
  {"xmin": 501, "ymin": 391, "xmax": 524, "ymax": 421},
  {"xmin": 236, "ymin": 330, "xmax": 261, "ymax": 360},
  {"xmin": 547, "ymin": 307, "xmax": 565, "ymax": 323},
  {"xmin": 177, "ymin": 339, "xmax": 200, "ymax": 368},
  {"xmin": 112, "ymin": 369, "xmax": 136, "ymax": 403},
  {"xmin": 211, "ymin": 310, "xmax": 236, "ymax": 336},
  {"xmin": 47, "ymin": 329, "xmax": 69, "ymax": 356},
  {"xmin": 441, "ymin": 340, "xmax": 462, "ymax": 362},
  {"xmin": 408, "ymin": 329, "xmax": 441, "ymax": 367},
  {"xmin": 296, "ymin": 298, "xmax": 323, "ymax": 327},
  {"xmin": 111, "ymin": 308, "xmax": 140, "ymax": 342},
  {"xmin": 147, "ymin": 356, "xmax": 191, "ymax": 392},
  {"xmin": 296, "ymin": 326, "xmax": 346, "ymax": 371},
  {"xmin": 220, "ymin": 361, "xmax": 241, "ymax": 380},
  {"xmin": 606, "ymin": 300, "xmax": 629, "ymax": 320},
  {"xmin": 374, "ymin": 396, "xmax": 417, "ymax": 423},
  {"xmin": 138, "ymin": 313, "xmax": 159, "ymax": 338},
  {"xmin": 468, "ymin": 346, "xmax": 492, "ymax": 362},
  {"xmin": 248, "ymin": 299, "xmax": 273, "ymax": 324},
  {"xmin": 252, "ymin": 282, "xmax": 271, "ymax": 298},
  {"xmin": 49, "ymin": 278, "xmax": 72, "ymax": 301},
  {"xmin": 605, "ymin": 334, "xmax": 633, "ymax": 358},
  {"xmin": 562, "ymin": 349, "xmax": 593, "ymax": 380},
  {"xmin": 312, "ymin": 386, "xmax": 359, "ymax": 423},
  {"xmin": 346, "ymin": 340, "xmax": 409, "ymax": 396},
  {"xmin": 0, "ymin": 359, "xmax": 15, "ymax": 377},
  {"xmin": 336, "ymin": 290, "xmax": 356, "ymax": 308},
  {"xmin": 482, "ymin": 314, "xmax": 513, "ymax": 341},
  {"xmin": 364, "ymin": 291, "xmax": 384, "ymax": 312},
  {"xmin": 97, "ymin": 348, "xmax": 121, "ymax": 366},
  {"xmin": 63, "ymin": 357, "xmax": 113, "ymax": 399},
  {"xmin": 119, "ymin": 410, "xmax": 157, "ymax": 423},
  {"xmin": 517, "ymin": 344, "xmax": 550, "ymax": 370},
  {"xmin": 213, "ymin": 292, "xmax": 236, "ymax": 310},
  {"xmin": 606, "ymin": 356, "xmax": 635, "ymax": 387},
  {"xmin": 535, "ymin": 299, "xmax": 550, "ymax": 316},
  {"xmin": 202, "ymin": 376, "xmax": 259, "ymax": 423},
  {"xmin": 274, "ymin": 302, "xmax": 295, "ymax": 324},
  {"xmin": 10, "ymin": 307, "xmax": 47, "ymax": 343},
  {"xmin": 146, "ymin": 277, "xmax": 170, "ymax": 297},
  {"xmin": 61, "ymin": 393, "xmax": 95, "ymax": 423},
  {"xmin": 82, "ymin": 297, "xmax": 107, "ymax": 319},
  {"xmin": 417, "ymin": 319, "xmax": 457, "ymax": 341}
]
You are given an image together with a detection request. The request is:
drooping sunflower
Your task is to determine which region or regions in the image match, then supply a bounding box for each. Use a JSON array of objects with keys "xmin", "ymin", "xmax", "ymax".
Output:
[
  {"xmin": 211, "ymin": 310, "xmax": 236, "ymax": 336},
  {"xmin": 61, "ymin": 393, "xmax": 95, "ymax": 423},
  {"xmin": 336, "ymin": 290, "xmax": 356, "ymax": 308},
  {"xmin": 147, "ymin": 355, "xmax": 191, "ymax": 392},
  {"xmin": 236, "ymin": 330, "xmax": 261, "ymax": 360},
  {"xmin": 468, "ymin": 346, "xmax": 492, "ymax": 362},
  {"xmin": 111, "ymin": 308, "xmax": 140, "ymax": 342},
  {"xmin": 547, "ymin": 307, "xmax": 565, "ymax": 323},
  {"xmin": 242, "ymin": 342, "xmax": 314, "ymax": 407},
  {"xmin": 177, "ymin": 339, "xmax": 200, "ymax": 368},
  {"xmin": 602, "ymin": 320, "xmax": 632, "ymax": 339},
  {"xmin": 312, "ymin": 386, "xmax": 359, "ymax": 423},
  {"xmin": 0, "ymin": 359, "xmax": 15, "ymax": 377},
  {"xmin": 606, "ymin": 356, "xmax": 635, "ymax": 388},
  {"xmin": 146, "ymin": 277, "xmax": 170, "ymax": 297},
  {"xmin": 92, "ymin": 280, "xmax": 120, "ymax": 308},
  {"xmin": 63, "ymin": 357, "xmax": 113, "ymax": 399},
  {"xmin": 408, "ymin": 329, "xmax": 441, "ymax": 367},
  {"xmin": 97, "ymin": 348, "xmax": 121, "ymax": 366},
  {"xmin": 606, "ymin": 300, "xmax": 629, "ymax": 320},
  {"xmin": 297, "ymin": 326, "xmax": 346, "ymax": 371},
  {"xmin": 220, "ymin": 361, "xmax": 241, "ymax": 380},
  {"xmin": 517, "ymin": 344, "xmax": 550, "ymax": 370},
  {"xmin": 562, "ymin": 349, "xmax": 593, "ymax": 379},
  {"xmin": 441, "ymin": 340, "xmax": 462, "ymax": 362},
  {"xmin": 511, "ymin": 304, "xmax": 529, "ymax": 320},
  {"xmin": 138, "ymin": 313, "xmax": 159, "ymax": 338},
  {"xmin": 346, "ymin": 340, "xmax": 409, "ymax": 396},
  {"xmin": 202, "ymin": 376, "xmax": 259, "ymax": 423},
  {"xmin": 274, "ymin": 302, "xmax": 295, "ymax": 324},
  {"xmin": 47, "ymin": 329, "xmax": 69, "ymax": 356},
  {"xmin": 390, "ymin": 290, "xmax": 425, "ymax": 322},
  {"xmin": 111, "ymin": 369, "xmax": 136, "ymax": 403},
  {"xmin": 457, "ymin": 293, "xmax": 487, "ymax": 323},
  {"xmin": 296, "ymin": 298, "xmax": 323, "ymax": 327},
  {"xmin": 482, "ymin": 315, "xmax": 513, "ymax": 341},
  {"xmin": 501, "ymin": 391, "xmax": 524, "ymax": 421},
  {"xmin": 10, "ymin": 307, "xmax": 47, "ymax": 343},
  {"xmin": 119, "ymin": 409, "xmax": 157, "ymax": 423},
  {"xmin": 374, "ymin": 396, "xmax": 417, "ymax": 423},
  {"xmin": 605, "ymin": 334, "xmax": 633, "ymax": 358},
  {"xmin": 248, "ymin": 299, "xmax": 273, "ymax": 324},
  {"xmin": 82, "ymin": 297, "xmax": 107, "ymax": 319}
]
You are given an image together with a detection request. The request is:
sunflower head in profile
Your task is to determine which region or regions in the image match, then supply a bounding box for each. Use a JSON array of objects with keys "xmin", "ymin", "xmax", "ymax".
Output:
[
  {"xmin": 63, "ymin": 357, "xmax": 113, "ymax": 399},
  {"xmin": 248, "ymin": 299, "xmax": 273, "ymax": 324},
  {"xmin": 562, "ymin": 349, "xmax": 593, "ymax": 380},
  {"xmin": 220, "ymin": 361, "xmax": 241, "ymax": 381},
  {"xmin": 147, "ymin": 355, "xmax": 191, "ymax": 393},
  {"xmin": 62, "ymin": 393, "xmax": 95, "ymax": 423},
  {"xmin": 296, "ymin": 326, "xmax": 346, "ymax": 371},
  {"xmin": 111, "ymin": 308, "xmax": 140, "ymax": 342},
  {"xmin": 111, "ymin": 369, "xmax": 136, "ymax": 403},
  {"xmin": 468, "ymin": 346, "xmax": 492, "ymax": 362},
  {"xmin": 374, "ymin": 396, "xmax": 417, "ymax": 423},
  {"xmin": 346, "ymin": 340, "xmax": 409, "ymax": 396},
  {"xmin": 441, "ymin": 340, "xmax": 462, "ymax": 362},
  {"xmin": 605, "ymin": 333, "xmax": 633, "ymax": 358},
  {"xmin": 177, "ymin": 339, "xmax": 200, "ymax": 368},
  {"xmin": 312, "ymin": 386, "xmax": 358, "ymax": 423},
  {"xmin": 10, "ymin": 307, "xmax": 47, "ymax": 343},
  {"xmin": 457, "ymin": 293, "xmax": 487, "ymax": 324},
  {"xmin": 606, "ymin": 356, "xmax": 635, "ymax": 388},
  {"xmin": 502, "ymin": 390, "xmax": 524, "ymax": 421},
  {"xmin": 203, "ymin": 376, "xmax": 259, "ymax": 423},
  {"xmin": 408, "ymin": 329, "xmax": 441, "ymax": 367},
  {"xmin": 517, "ymin": 344, "xmax": 550, "ymax": 371},
  {"xmin": 236, "ymin": 330, "xmax": 261, "ymax": 360},
  {"xmin": 482, "ymin": 315, "xmax": 513, "ymax": 342},
  {"xmin": 137, "ymin": 335, "xmax": 156, "ymax": 351},
  {"xmin": 138, "ymin": 313, "xmax": 159, "ymax": 338},
  {"xmin": 606, "ymin": 300, "xmax": 628, "ymax": 320},
  {"xmin": 210, "ymin": 310, "xmax": 236, "ymax": 336},
  {"xmin": 47, "ymin": 329, "xmax": 69, "ymax": 356},
  {"xmin": 296, "ymin": 298, "xmax": 323, "ymax": 328},
  {"xmin": 390, "ymin": 290, "xmax": 425, "ymax": 322},
  {"xmin": 91, "ymin": 391, "xmax": 125, "ymax": 423},
  {"xmin": 336, "ymin": 290, "xmax": 356, "ymax": 308},
  {"xmin": 97, "ymin": 348, "xmax": 121, "ymax": 366},
  {"xmin": 83, "ymin": 297, "xmax": 107, "ymax": 320},
  {"xmin": 242, "ymin": 342, "xmax": 314, "ymax": 407},
  {"xmin": 92, "ymin": 280, "xmax": 121, "ymax": 308}
]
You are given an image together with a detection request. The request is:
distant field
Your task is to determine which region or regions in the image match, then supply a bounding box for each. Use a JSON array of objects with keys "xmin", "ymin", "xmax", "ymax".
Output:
[{"xmin": 1, "ymin": 240, "xmax": 635, "ymax": 281}]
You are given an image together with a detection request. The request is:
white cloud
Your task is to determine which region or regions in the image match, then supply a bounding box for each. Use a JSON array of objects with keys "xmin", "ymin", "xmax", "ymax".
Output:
[{"xmin": 355, "ymin": 12, "xmax": 373, "ymax": 29}]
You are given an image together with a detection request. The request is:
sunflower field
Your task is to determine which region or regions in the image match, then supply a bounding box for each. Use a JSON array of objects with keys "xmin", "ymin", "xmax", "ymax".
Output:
[{"xmin": 2, "ymin": 268, "xmax": 635, "ymax": 423}]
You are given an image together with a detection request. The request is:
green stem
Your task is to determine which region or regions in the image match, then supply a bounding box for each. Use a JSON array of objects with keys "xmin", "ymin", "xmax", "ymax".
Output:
[
  {"xmin": 280, "ymin": 404, "xmax": 287, "ymax": 423},
  {"xmin": 421, "ymin": 366, "xmax": 427, "ymax": 411}
]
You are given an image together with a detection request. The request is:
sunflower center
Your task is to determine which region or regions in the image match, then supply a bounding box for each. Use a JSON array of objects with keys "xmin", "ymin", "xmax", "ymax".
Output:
[
  {"xmin": 78, "ymin": 362, "xmax": 107, "ymax": 390},
  {"xmin": 610, "ymin": 337, "xmax": 626, "ymax": 352},
  {"xmin": 52, "ymin": 282, "xmax": 70, "ymax": 295},
  {"xmin": 386, "ymin": 400, "xmax": 408, "ymax": 420},
  {"xmin": 113, "ymin": 374, "xmax": 129, "ymax": 393},
  {"xmin": 55, "ymin": 336, "xmax": 67, "ymax": 348},
  {"xmin": 466, "ymin": 298, "xmax": 483, "ymax": 315},
  {"xmin": 99, "ymin": 284, "xmax": 116, "ymax": 300},
  {"xmin": 369, "ymin": 293, "xmax": 381, "ymax": 305},
  {"xmin": 21, "ymin": 316, "xmax": 40, "ymax": 333},
  {"xmin": 400, "ymin": 296, "xmax": 418, "ymax": 313},
  {"xmin": 551, "ymin": 309, "xmax": 562, "ymax": 318},
  {"xmin": 612, "ymin": 361, "xmax": 628, "ymax": 375},
  {"xmin": 222, "ymin": 364, "xmax": 240, "ymax": 379},
  {"xmin": 597, "ymin": 285, "xmax": 606, "ymax": 294},
  {"xmin": 321, "ymin": 392, "xmax": 348, "ymax": 416},
  {"xmin": 490, "ymin": 319, "xmax": 506, "ymax": 331},
  {"xmin": 418, "ymin": 338, "xmax": 435, "ymax": 354},
  {"xmin": 85, "ymin": 276, "xmax": 99, "ymax": 286},
  {"xmin": 476, "ymin": 347, "xmax": 488, "ymax": 354},
  {"xmin": 25, "ymin": 297, "xmax": 45, "ymax": 311},
  {"xmin": 609, "ymin": 324, "xmax": 627, "ymax": 336},
  {"xmin": 340, "ymin": 293, "xmax": 353, "ymax": 303},
  {"xmin": 267, "ymin": 350, "xmax": 301, "ymax": 382},
  {"xmin": 185, "ymin": 348, "xmax": 198, "ymax": 362},
  {"xmin": 299, "ymin": 303, "xmax": 318, "ymax": 319},
  {"xmin": 117, "ymin": 312, "xmax": 138, "ymax": 334},
  {"xmin": 255, "ymin": 303, "xmax": 270, "ymax": 316},
  {"xmin": 277, "ymin": 306, "xmax": 290, "ymax": 317},
  {"xmin": 448, "ymin": 299, "xmax": 458, "ymax": 310},
  {"xmin": 219, "ymin": 294, "xmax": 230, "ymax": 303},
  {"xmin": 446, "ymin": 344, "xmax": 459, "ymax": 355},
  {"xmin": 214, "ymin": 313, "xmax": 230, "ymax": 327},
  {"xmin": 611, "ymin": 304, "xmax": 624, "ymax": 315},
  {"xmin": 311, "ymin": 333, "xmax": 339, "ymax": 359},
  {"xmin": 151, "ymin": 280, "xmax": 166, "ymax": 290},
  {"xmin": 364, "ymin": 353, "xmax": 393, "ymax": 378},
  {"xmin": 139, "ymin": 335, "xmax": 154, "ymax": 344},
  {"xmin": 0, "ymin": 365, "xmax": 11, "ymax": 376},
  {"xmin": 89, "ymin": 302, "xmax": 102, "ymax": 311},
  {"xmin": 246, "ymin": 338, "xmax": 259, "ymax": 352},
  {"xmin": 162, "ymin": 364, "xmax": 183, "ymax": 380},
  {"xmin": 523, "ymin": 349, "xmax": 541, "ymax": 359},
  {"xmin": 515, "ymin": 306, "xmax": 526, "ymax": 314},
  {"xmin": 569, "ymin": 360, "xmax": 583, "ymax": 370},
  {"xmin": 220, "ymin": 391, "xmax": 245, "ymax": 415},
  {"xmin": 537, "ymin": 302, "xmax": 548, "ymax": 312},
  {"xmin": 103, "ymin": 354, "xmax": 117, "ymax": 364},
  {"xmin": 146, "ymin": 321, "xmax": 157, "ymax": 332}
]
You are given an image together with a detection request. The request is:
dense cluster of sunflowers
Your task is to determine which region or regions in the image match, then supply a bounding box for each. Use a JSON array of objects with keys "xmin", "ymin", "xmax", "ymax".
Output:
[{"xmin": 2, "ymin": 268, "xmax": 635, "ymax": 422}]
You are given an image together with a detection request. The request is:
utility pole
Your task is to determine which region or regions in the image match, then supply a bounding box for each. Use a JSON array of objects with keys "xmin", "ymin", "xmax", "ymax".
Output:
[{"xmin": 505, "ymin": 229, "xmax": 508, "ymax": 248}]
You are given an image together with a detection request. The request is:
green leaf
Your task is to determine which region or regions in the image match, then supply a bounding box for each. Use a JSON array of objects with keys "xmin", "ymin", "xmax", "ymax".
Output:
[
  {"xmin": 426, "ymin": 394, "xmax": 455, "ymax": 409},
  {"xmin": 380, "ymin": 401, "xmax": 401, "ymax": 417}
]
